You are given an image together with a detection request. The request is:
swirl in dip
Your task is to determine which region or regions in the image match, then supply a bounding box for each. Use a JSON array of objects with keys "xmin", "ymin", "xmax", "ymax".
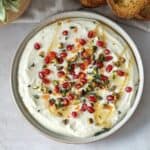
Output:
[{"xmin": 18, "ymin": 18, "xmax": 139, "ymax": 137}]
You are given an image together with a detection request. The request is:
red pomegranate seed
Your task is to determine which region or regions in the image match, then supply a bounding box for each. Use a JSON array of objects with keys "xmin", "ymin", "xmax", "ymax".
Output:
[
  {"xmin": 34, "ymin": 42, "xmax": 41, "ymax": 50},
  {"xmin": 63, "ymin": 98, "xmax": 69, "ymax": 106},
  {"xmin": 49, "ymin": 100, "xmax": 55, "ymax": 106},
  {"xmin": 104, "ymin": 49, "xmax": 110, "ymax": 55},
  {"xmin": 81, "ymin": 103, "xmax": 88, "ymax": 112},
  {"xmin": 57, "ymin": 71, "xmax": 65, "ymax": 77},
  {"xmin": 96, "ymin": 62, "xmax": 104, "ymax": 68},
  {"xmin": 88, "ymin": 31, "xmax": 95, "ymax": 38},
  {"xmin": 73, "ymin": 73, "xmax": 79, "ymax": 79},
  {"xmin": 75, "ymin": 83, "xmax": 82, "ymax": 89},
  {"xmin": 97, "ymin": 40, "xmax": 105, "ymax": 47},
  {"xmin": 116, "ymin": 70, "xmax": 125, "ymax": 76},
  {"xmin": 48, "ymin": 51, "xmax": 57, "ymax": 59},
  {"xmin": 42, "ymin": 78, "xmax": 50, "ymax": 84},
  {"xmin": 79, "ymin": 39, "xmax": 86, "ymax": 45},
  {"xmin": 60, "ymin": 52, "xmax": 67, "ymax": 58},
  {"xmin": 44, "ymin": 56, "xmax": 50, "ymax": 64},
  {"xmin": 85, "ymin": 58, "xmax": 92, "ymax": 65},
  {"xmin": 101, "ymin": 75, "xmax": 108, "ymax": 81},
  {"xmin": 39, "ymin": 71, "xmax": 45, "ymax": 79},
  {"xmin": 66, "ymin": 44, "xmax": 74, "ymax": 51},
  {"xmin": 79, "ymin": 63, "xmax": 86, "ymax": 70},
  {"xmin": 71, "ymin": 111, "xmax": 78, "ymax": 118},
  {"xmin": 107, "ymin": 95, "xmax": 114, "ymax": 101},
  {"xmin": 88, "ymin": 95, "xmax": 97, "ymax": 102},
  {"xmin": 43, "ymin": 69, "xmax": 51, "ymax": 75},
  {"xmin": 62, "ymin": 82, "xmax": 70, "ymax": 89},
  {"xmin": 106, "ymin": 64, "xmax": 113, "ymax": 72},
  {"xmin": 62, "ymin": 30, "xmax": 68, "ymax": 36},
  {"xmin": 57, "ymin": 57, "xmax": 64, "ymax": 64},
  {"xmin": 67, "ymin": 93, "xmax": 74, "ymax": 101},
  {"xmin": 87, "ymin": 106, "xmax": 95, "ymax": 113},
  {"xmin": 125, "ymin": 86, "xmax": 132, "ymax": 93},
  {"xmin": 54, "ymin": 85, "xmax": 60, "ymax": 93},
  {"xmin": 78, "ymin": 72, "xmax": 86, "ymax": 79},
  {"xmin": 105, "ymin": 56, "xmax": 113, "ymax": 61},
  {"xmin": 80, "ymin": 78, "xmax": 87, "ymax": 84}
]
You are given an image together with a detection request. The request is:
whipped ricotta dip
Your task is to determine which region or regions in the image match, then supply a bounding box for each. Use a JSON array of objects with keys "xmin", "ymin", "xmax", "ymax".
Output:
[{"xmin": 18, "ymin": 18, "xmax": 139, "ymax": 137}]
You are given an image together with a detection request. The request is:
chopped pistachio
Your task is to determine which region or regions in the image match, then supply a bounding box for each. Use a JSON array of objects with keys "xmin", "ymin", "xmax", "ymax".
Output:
[
  {"xmin": 62, "ymin": 119, "xmax": 69, "ymax": 125},
  {"xmin": 92, "ymin": 46, "xmax": 97, "ymax": 51},
  {"xmin": 29, "ymin": 63, "xmax": 35, "ymax": 69},
  {"xmin": 42, "ymin": 64, "xmax": 47, "ymax": 68},
  {"xmin": 28, "ymin": 84, "xmax": 31, "ymax": 88},
  {"xmin": 88, "ymin": 118, "xmax": 94, "ymax": 124},
  {"xmin": 70, "ymin": 26, "xmax": 76, "ymax": 29},
  {"xmin": 39, "ymin": 51, "xmax": 45, "ymax": 57},
  {"xmin": 58, "ymin": 43, "xmax": 64, "ymax": 49},
  {"xmin": 99, "ymin": 54, "xmax": 105, "ymax": 62},
  {"xmin": 53, "ymin": 80, "xmax": 59, "ymax": 85},
  {"xmin": 33, "ymin": 95, "xmax": 39, "ymax": 99}
]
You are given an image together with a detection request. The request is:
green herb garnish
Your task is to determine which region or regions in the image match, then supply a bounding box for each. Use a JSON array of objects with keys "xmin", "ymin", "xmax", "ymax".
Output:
[
  {"xmin": 0, "ymin": 0, "xmax": 20, "ymax": 22},
  {"xmin": 94, "ymin": 128, "xmax": 110, "ymax": 136},
  {"xmin": 33, "ymin": 95, "xmax": 39, "ymax": 99}
]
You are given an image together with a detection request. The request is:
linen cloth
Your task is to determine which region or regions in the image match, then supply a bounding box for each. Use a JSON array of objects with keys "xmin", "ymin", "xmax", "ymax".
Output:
[{"xmin": 16, "ymin": 0, "xmax": 150, "ymax": 32}]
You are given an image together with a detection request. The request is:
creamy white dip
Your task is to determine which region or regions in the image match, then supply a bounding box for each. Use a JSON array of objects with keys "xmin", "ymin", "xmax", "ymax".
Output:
[{"xmin": 18, "ymin": 18, "xmax": 139, "ymax": 137}]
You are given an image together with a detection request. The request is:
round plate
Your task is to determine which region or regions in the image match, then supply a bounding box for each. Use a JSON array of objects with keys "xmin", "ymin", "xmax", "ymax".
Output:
[{"xmin": 11, "ymin": 11, "xmax": 144, "ymax": 143}]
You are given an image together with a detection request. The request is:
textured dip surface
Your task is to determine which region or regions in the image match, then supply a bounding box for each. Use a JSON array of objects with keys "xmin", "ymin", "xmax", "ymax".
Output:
[{"xmin": 18, "ymin": 18, "xmax": 139, "ymax": 137}]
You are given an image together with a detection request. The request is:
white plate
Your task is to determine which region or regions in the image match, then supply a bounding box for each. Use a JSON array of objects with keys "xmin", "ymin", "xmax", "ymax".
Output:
[{"xmin": 11, "ymin": 11, "xmax": 144, "ymax": 143}]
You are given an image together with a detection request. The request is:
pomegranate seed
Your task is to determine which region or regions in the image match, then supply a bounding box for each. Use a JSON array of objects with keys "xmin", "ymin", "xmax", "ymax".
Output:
[
  {"xmin": 88, "ymin": 95, "xmax": 97, "ymax": 102},
  {"xmin": 71, "ymin": 111, "xmax": 78, "ymax": 118},
  {"xmin": 62, "ymin": 82, "xmax": 70, "ymax": 89},
  {"xmin": 104, "ymin": 49, "xmax": 110, "ymax": 55},
  {"xmin": 87, "ymin": 106, "xmax": 95, "ymax": 113},
  {"xmin": 105, "ymin": 56, "xmax": 113, "ymax": 61},
  {"xmin": 107, "ymin": 95, "xmax": 114, "ymax": 101},
  {"xmin": 66, "ymin": 44, "xmax": 74, "ymax": 51},
  {"xmin": 79, "ymin": 39, "xmax": 86, "ymax": 45},
  {"xmin": 67, "ymin": 93, "xmax": 74, "ymax": 101},
  {"xmin": 80, "ymin": 78, "xmax": 87, "ymax": 84},
  {"xmin": 49, "ymin": 100, "xmax": 55, "ymax": 106},
  {"xmin": 85, "ymin": 58, "xmax": 92, "ymax": 65},
  {"xmin": 39, "ymin": 71, "xmax": 45, "ymax": 79},
  {"xmin": 34, "ymin": 42, "xmax": 41, "ymax": 50},
  {"xmin": 96, "ymin": 62, "xmax": 104, "ymax": 68},
  {"xmin": 116, "ymin": 70, "xmax": 125, "ymax": 76},
  {"xmin": 81, "ymin": 103, "xmax": 88, "ymax": 111},
  {"xmin": 62, "ymin": 30, "xmax": 68, "ymax": 36},
  {"xmin": 97, "ymin": 40, "xmax": 105, "ymax": 47},
  {"xmin": 73, "ymin": 73, "xmax": 79, "ymax": 79},
  {"xmin": 57, "ymin": 71, "xmax": 65, "ymax": 77},
  {"xmin": 48, "ymin": 51, "xmax": 57, "ymax": 59},
  {"xmin": 70, "ymin": 64, "xmax": 75, "ymax": 70},
  {"xmin": 125, "ymin": 86, "xmax": 132, "ymax": 93},
  {"xmin": 42, "ymin": 78, "xmax": 50, "ymax": 84},
  {"xmin": 101, "ymin": 75, "xmax": 108, "ymax": 81},
  {"xmin": 44, "ymin": 56, "xmax": 50, "ymax": 64},
  {"xmin": 57, "ymin": 57, "xmax": 64, "ymax": 64},
  {"xmin": 43, "ymin": 69, "xmax": 51, "ymax": 75},
  {"xmin": 78, "ymin": 72, "xmax": 86, "ymax": 79},
  {"xmin": 63, "ymin": 98, "xmax": 69, "ymax": 106},
  {"xmin": 79, "ymin": 63, "xmax": 86, "ymax": 70},
  {"xmin": 88, "ymin": 31, "xmax": 95, "ymax": 38},
  {"xmin": 60, "ymin": 52, "xmax": 67, "ymax": 58},
  {"xmin": 54, "ymin": 85, "xmax": 60, "ymax": 93},
  {"xmin": 106, "ymin": 65, "xmax": 113, "ymax": 72},
  {"xmin": 75, "ymin": 83, "xmax": 82, "ymax": 89}
]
